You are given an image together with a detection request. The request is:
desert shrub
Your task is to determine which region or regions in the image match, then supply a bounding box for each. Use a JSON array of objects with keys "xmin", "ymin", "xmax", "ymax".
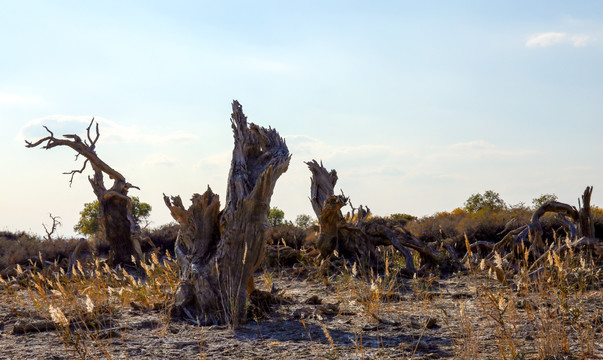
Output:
[
  {"xmin": 264, "ymin": 223, "xmax": 311, "ymax": 249},
  {"xmin": 146, "ymin": 223, "xmax": 178, "ymax": 253},
  {"xmin": 387, "ymin": 213, "xmax": 417, "ymax": 223},
  {"xmin": 407, "ymin": 210, "xmax": 468, "ymax": 243},
  {"xmin": 407, "ymin": 203, "xmax": 598, "ymax": 258},
  {"xmin": 0, "ymin": 231, "xmax": 79, "ymax": 272},
  {"xmin": 457, "ymin": 209, "xmax": 527, "ymax": 242},
  {"xmin": 408, "ymin": 208, "xmax": 534, "ymax": 253}
]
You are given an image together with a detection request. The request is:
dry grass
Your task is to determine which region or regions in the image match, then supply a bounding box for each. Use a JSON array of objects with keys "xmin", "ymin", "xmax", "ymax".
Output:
[
  {"xmin": 1, "ymin": 251, "xmax": 179, "ymax": 359},
  {"xmin": 0, "ymin": 230, "xmax": 601, "ymax": 359},
  {"xmin": 455, "ymin": 237, "xmax": 602, "ymax": 360}
]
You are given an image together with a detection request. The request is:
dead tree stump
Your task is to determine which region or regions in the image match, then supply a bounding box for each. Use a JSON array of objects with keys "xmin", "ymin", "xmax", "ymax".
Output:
[{"xmin": 164, "ymin": 101, "xmax": 290, "ymax": 326}]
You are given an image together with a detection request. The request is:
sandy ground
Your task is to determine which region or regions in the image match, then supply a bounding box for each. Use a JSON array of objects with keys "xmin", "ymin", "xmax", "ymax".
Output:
[{"xmin": 0, "ymin": 271, "xmax": 601, "ymax": 360}]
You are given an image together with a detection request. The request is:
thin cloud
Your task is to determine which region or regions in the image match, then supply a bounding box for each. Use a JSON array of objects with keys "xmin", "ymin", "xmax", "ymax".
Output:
[
  {"xmin": 430, "ymin": 140, "xmax": 538, "ymax": 160},
  {"xmin": 194, "ymin": 151, "xmax": 231, "ymax": 170},
  {"xmin": 285, "ymin": 134, "xmax": 394, "ymax": 160},
  {"xmin": 526, "ymin": 32, "xmax": 593, "ymax": 48},
  {"xmin": 0, "ymin": 92, "xmax": 39, "ymax": 104},
  {"xmin": 570, "ymin": 34, "xmax": 591, "ymax": 47},
  {"xmin": 449, "ymin": 140, "xmax": 495, "ymax": 150},
  {"xmin": 143, "ymin": 154, "xmax": 177, "ymax": 167},
  {"xmin": 17, "ymin": 115, "xmax": 198, "ymax": 144}
]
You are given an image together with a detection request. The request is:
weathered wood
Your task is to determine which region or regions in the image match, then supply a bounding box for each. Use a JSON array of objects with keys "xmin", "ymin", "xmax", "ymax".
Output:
[
  {"xmin": 578, "ymin": 186, "xmax": 595, "ymax": 238},
  {"xmin": 315, "ymin": 194, "xmax": 348, "ymax": 258},
  {"xmin": 164, "ymin": 101, "xmax": 290, "ymax": 326},
  {"xmin": 26, "ymin": 119, "xmax": 140, "ymax": 266},
  {"xmin": 478, "ymin": 186, "xmax": 600, "ymax": 283},
  {"xmin": 306, "ymin": 159, "xmax": 461, "ymax": 273},
  {"xmin": 360, "ymin": 219, "xmax": 461, "ymax": 273},
  {"xmin": 306, "ymin": 160, "xmax": 378, "ymax": 263},
  {"xmin": 521, "ymin": 201, "xmax": 579, "ymax": 253},
  {"xmin": 306, "ymin": 160, "xmax": 339, "ymax": 219},
  {"xmin": 489, "ymin": 188, "xmax": 592, "ymax": 262}
]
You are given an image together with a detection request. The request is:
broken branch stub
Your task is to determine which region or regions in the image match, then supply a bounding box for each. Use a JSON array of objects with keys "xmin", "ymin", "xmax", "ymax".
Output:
[
  {"xmin": 306, "ymin": 160, "xmax": 339, "ymax": 219},
  {"xmin": 164, "ymin": 101, "xmax": 290, "ymax": 326}
]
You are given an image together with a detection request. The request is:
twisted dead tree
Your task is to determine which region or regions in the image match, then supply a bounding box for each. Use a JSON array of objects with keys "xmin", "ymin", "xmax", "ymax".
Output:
[
  {"xmin": 164, "ymin": 101, "xmax": 290, "ymax": 326},
  {"xmin": 26, "ymin": 119, "xmax": 143, "ymax": 266},
  {"xmin": 306, "ymin": 160, "xmax": 380, "ymax": 268},
  {"xmin": 306, "ymin": 160, "xmax": 461, "ymax": 274},
  {"xmin": 470, "ymin": 186, "xmax": 602, "ymax": 282}
]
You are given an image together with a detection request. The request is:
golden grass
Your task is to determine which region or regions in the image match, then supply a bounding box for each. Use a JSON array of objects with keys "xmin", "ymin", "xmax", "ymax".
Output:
[
  {"xmin": 0, "ymin": 234, "xmax": 600, "ymax": 359},
  {"xmin": 1, "ymin": 251, "xmax": 179, "ymax": 359}
]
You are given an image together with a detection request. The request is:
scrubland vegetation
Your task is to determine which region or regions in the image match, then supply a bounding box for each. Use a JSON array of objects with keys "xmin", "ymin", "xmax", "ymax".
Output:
[
  {"xmin": 1, "ymin": 196, "xmax": 601, "ymax": 359},
  {"xmin": 10, "ymin": 106, "xmax": 600, "ymax": 358}
]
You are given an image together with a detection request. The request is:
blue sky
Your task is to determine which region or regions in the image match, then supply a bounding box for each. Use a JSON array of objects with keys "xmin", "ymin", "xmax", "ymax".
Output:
[{"xmin": 2, "ymin": 1, "xmax": 602, "ymax": 237}]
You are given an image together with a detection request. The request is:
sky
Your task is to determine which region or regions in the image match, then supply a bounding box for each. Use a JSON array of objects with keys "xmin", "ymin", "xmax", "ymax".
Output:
[{"xmin": 1, "ymin": 1, "xmax": 603, "ymax": 237}]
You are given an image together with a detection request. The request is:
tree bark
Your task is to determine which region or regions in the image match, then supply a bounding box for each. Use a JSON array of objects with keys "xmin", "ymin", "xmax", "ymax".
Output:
[
  {"xmin": 306, "ymin": 160, "xmax": 338, "ymax": 219},
  {"xmin": 26, "ymin": 119, "xmax": 141, "ymax": 266},
  {"xmin": 164, "ymin": 101, "xmax": 290, "ymax": 326},
  {"xmin": 578, "ymin": 186, "xmax": 595, "ymax": 238}
]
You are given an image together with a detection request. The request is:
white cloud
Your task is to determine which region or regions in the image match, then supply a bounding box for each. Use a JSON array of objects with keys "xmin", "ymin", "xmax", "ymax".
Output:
[
  {"xmin": 449, "ymin": 140, "xmax": 495, "ymax": 150},
  {"xmin": 526, "ymin": 32, "xmax": 567, "ymax": 47},
  {"xmin": 525, "ymin": 32, "xmax": 594, "ymax": 48},
  {"xmin": 17, "ymin": 115, "xmax": 198, "ymax": 144},
  {"xmin": 143, "ymin": 153, "xmax": 177, "ymax": 167},
  {"xmin": 285, "ymin": 134, "xmax": 395, "ymax": 161},
  {"xmin": 0, "ymin": 92, "xmax": 39, "ymax": 104},
  {"xmin": 429, "ymin": 140, "xmax": 537, "ymax": 160},
  {"xmin": 570, "ymin": 35, "xmax": 591, "ymax": 47}
]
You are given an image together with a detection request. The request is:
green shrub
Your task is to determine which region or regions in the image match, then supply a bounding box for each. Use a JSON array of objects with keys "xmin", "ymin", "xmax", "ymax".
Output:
[{"xmin": 464, "ymin": 190, "xmax": 506, "ymax": 213}]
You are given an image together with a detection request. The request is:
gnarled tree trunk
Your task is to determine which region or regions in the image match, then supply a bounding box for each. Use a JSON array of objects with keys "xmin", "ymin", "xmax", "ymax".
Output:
[
  {"xmin": 26, "ymin": 119, "xmax": 141, "ymax": 266},
  {"xmin": 306, "ymin": 159, "xmax": 461, "ymax": 274},
  {"xmin": 164, "ymin": 101, "xmax": 290, "ymax": 326},
  {"xmin": 305, "ymin": 160, "xmax": 380, "ymax": 267}
]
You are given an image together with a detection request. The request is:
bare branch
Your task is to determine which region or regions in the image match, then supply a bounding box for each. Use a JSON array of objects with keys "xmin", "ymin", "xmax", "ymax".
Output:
[
  {"xmin": 26, "ymin": 118, "xmax": 125, "ymax": 183},
  {"xmin": 43, "ymin": 125, "xmax": 54, "ymax": 137},
  {"xmin": 24, "ymin": 136, "xmax": 51, "ymax": 148},
  {"xmin": 63, "ymin": 134, "xmax": 82, "ymax": 143},
  {"xmin": 86, "ymin": 118, "xmax": 100, "ymax": 151},
  {"xmin": 63, "ymin": 159, "xmax": 89, "ymax": 187},
  {"xmin": 42, "ymin": 213, "xmax": 62, "ymax": 241}
]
